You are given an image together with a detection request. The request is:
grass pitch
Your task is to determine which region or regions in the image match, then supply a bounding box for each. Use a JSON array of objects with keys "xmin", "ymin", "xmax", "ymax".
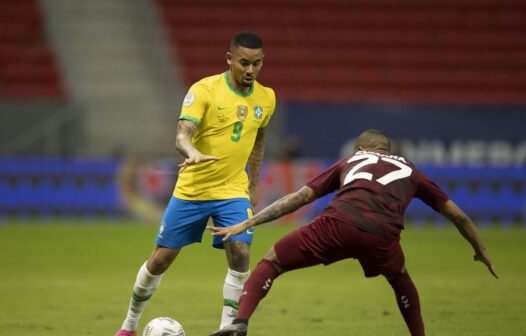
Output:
[{"xmin": 0, "ymin": 220, "xmax": 524, "ymax": 336}]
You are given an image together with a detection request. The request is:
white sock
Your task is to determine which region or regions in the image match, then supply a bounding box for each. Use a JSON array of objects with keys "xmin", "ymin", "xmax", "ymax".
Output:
[
  {"xmin": 220, "ymin": 268, "xmax": 250, "ymax": 328},
  {"xmin": 121, "ymin": 262, "xmax": 163, "ymax": 331}
]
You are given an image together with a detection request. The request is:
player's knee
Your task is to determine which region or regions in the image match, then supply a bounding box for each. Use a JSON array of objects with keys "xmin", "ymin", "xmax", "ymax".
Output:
[
  {"xmin": 147, "ymin": 258, "xmax": 170, "ymax": 275},
  {"xmin": 226, "ymin": 241, "xmax": 250, "ymax": 271},
  {"xmin": 385, "ymin": 267, "xmax": 409, "ymax": 284},
  {"xmin": 262, "ymin": 247, "xmax": 285, "ymax": 274},
  {"xmin": 148, "ymin": 248, "xmax": 179, "ymax": 275}
]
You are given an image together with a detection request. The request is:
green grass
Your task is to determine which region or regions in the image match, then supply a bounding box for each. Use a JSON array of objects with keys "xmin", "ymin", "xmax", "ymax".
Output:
[{"xmin": 0, "ymin": 220, "xmax": 524, "ymax": 336}]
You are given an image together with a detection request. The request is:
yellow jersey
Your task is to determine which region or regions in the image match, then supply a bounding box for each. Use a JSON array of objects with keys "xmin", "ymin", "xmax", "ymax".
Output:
[{"xmin": 174, "ymin": 72, "xmax": 276, "ymax": 200}]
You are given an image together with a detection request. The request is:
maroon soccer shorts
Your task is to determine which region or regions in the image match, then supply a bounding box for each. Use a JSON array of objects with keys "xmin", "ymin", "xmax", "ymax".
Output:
[{"xmin": 274, "ymin": 215, "xmax": 405, "ymax": 277}]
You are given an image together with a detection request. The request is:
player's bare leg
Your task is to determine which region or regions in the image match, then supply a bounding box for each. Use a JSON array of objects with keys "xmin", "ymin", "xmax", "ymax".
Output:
[
  {"xmin": 385, "ymin": 267, "xmax": 425, "ymax": 336},
  {"xmin": 146, "ymin": 246, "xmax": 181, "ymax": 275},
  {"xmin": 220, "ymin": 240, "xmax": 251, "ymax": 328},
  {"xmin": 116, "ymin": 246, "xmax": 180, "ymax": 336}
]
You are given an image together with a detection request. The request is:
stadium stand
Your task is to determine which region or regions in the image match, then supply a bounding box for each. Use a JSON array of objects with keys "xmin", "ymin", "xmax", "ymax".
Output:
[
  {"xmin": 0, "ymin": 158, "xmax": 125, "ymax": 217},
  {"xmin": 406, "ymin": 165, "xmax": 526, "ymax": 226},
  {"xmin": 0, "ymin": 0, "xmax": 64, "ymax": 99},
  {"xmin": 1, "ymin": 0, "xmax": 524, "ymax": 223},
  {"xmin": 2, "ymin": 157, "xmax": 522, "ymax": 223},
  {"xmin": 156, "ymin": 0, "xmax": 526, "ymax": 104}
]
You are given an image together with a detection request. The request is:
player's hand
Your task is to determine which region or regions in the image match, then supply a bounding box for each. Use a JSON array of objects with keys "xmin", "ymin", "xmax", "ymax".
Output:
[
  {"xmin": 207, "ymin": 220, "xmax": 250, "ymax": 241},
  {"xmin": 474, "ymin": 250, "xmax": 498, "ymax": 279},
  {"xmin": 178, "ymin": 153, "xmax": 219, "ymax": 173},
  {"xmin": 248, "ymin": 184, "xmax": 260, "ymax": 207}
]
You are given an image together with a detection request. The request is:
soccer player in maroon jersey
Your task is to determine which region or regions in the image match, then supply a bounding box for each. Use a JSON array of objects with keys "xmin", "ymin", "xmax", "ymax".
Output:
[{"xmin": 208, "ymin": 129, "xmax": 497, "ymax": 336}]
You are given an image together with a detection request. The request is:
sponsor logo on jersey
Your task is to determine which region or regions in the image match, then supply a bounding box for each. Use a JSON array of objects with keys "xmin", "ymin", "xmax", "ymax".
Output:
[
  {"xmin": 254, "ymin": 105, "xmax": 263, "ymax": 119},
  {"xmin": 237, "ymin": 105, "xmax": 248, "ymax": 121},
  {"xmin": 217, "ymin": 114, "xmax": 230, "ymax": 123},
  {"xmin": 183, "ymin": 92, "xmax": 195, "ymax": 107}
]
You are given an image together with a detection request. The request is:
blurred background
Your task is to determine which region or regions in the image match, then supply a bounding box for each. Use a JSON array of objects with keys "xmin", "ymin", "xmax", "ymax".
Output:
[{"xmin": 0, "ymin": 0, "xmax": 525, "ymax": 227}]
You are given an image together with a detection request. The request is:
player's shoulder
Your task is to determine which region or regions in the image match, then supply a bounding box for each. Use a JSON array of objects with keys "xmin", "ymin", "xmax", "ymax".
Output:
[
  {"xmin": 191, "ymin": 73, "xmax": 223, "ymax": 90},
  {"xmin": 382, "ymin": 153, "xmax": 419, "ymax": 172},
  {"xmin": 185, "ymin": 74, "xmax": 224, "ymax": 103},
  {"xmin": 394, "ymin": 155, "xmax": 424, "ymax": 180},
  {"xmin": 254, "ymin": 80, "xmax": 276, "ymax": 102}
]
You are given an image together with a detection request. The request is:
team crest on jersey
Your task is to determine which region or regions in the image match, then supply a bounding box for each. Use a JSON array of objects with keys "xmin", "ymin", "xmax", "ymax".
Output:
[
  {"xmin": 237, "ymin": 105, "xmax": 248, "ymax": 120},
  {"xmin": 254, "ymin": 105, "xmax": 263, "ymax": 119},
  {"xmin": 183, "ymin": 92, "xmax": 195, "ymax": 107}
]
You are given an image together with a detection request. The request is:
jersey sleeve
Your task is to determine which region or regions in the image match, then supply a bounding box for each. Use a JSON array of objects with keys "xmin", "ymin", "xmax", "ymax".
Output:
[
  {"xmin": 179, "ymin": 82, "xmax": 212, "ymax": 126},
  {"xmin": 260, "ymin": 87, "xmax": 276, "ymax": 128},
  {"xmin": 306, "ymin": 158, "xmax": 344, "ymax": 198},
  {"xmin": 414, "ymin": 170, "xmax": 450, "ymax": 211}
]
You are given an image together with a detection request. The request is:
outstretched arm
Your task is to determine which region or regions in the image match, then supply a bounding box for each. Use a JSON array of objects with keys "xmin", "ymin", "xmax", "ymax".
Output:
[
  {"xmin": 438, "ymin": 200, "xmax": 498, "ymax": 278},
  {"xmin": 208, "ymin": 186, "xmax": 317, "ymax": 241},
  {"xmin": 175, "ymin": 119, "xmax": 219, "ymax": 172},
  {"xmin": 247, "ymin": 127, "xmax": 267, "ymax": 206}
]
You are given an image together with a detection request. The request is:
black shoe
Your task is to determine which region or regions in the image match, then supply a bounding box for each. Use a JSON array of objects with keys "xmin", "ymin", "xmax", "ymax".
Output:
[{"xmin": 209, "ymin": 323, "xmax": 248, "ymax": 336}]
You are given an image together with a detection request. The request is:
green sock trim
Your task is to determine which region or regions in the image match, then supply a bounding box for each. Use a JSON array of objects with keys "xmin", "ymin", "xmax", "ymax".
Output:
[
  {"xmin": 132, "ymin": 292, "xmax": 152, "ymax": 303},
  {"xmin": 223, "ymin": 298, "xmax": 239, "ymax": 310}
]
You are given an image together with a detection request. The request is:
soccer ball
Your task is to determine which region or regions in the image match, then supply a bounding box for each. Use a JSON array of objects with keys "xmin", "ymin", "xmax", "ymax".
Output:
[{"xmin": 143, "ymin": 317, "xmax": 185, "ymax": 336}]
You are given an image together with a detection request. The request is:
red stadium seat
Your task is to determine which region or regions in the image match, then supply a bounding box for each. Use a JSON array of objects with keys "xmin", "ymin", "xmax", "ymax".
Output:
[
  {"xmin": 155, "ymin": 0, "xmax": 526, "ymax": 104},
  {"xmin": 0, "ymin": 0, "xmax": 64, "ymax": 100}
]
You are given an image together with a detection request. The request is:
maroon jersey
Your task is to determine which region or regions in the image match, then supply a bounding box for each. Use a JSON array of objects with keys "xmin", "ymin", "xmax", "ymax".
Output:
[{"xmin": 307, "ymin": 151, "xmax": 449, "ymax": 238}]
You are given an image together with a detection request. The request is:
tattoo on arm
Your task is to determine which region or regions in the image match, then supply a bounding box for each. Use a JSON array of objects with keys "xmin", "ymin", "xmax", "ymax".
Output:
[
  {"xmin": 251, "ymin": 186, "xmax": 317, "ymax": 226},
  {"xmin": 175, "ymin": 120, "xmax": 198, "ymax": 158},
  {"xmin": 248, "ymin": 128, "xmax": 266, "ymax": 186}
]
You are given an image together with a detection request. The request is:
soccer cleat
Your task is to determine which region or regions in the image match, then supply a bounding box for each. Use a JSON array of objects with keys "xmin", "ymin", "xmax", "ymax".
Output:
[
  {"xmin": 115, "ymin": 329, "xmax": 137, "ymax": 336},
  {"xmin": 209, "ymin": 322, "xmax": 248, "ymax": 336}
]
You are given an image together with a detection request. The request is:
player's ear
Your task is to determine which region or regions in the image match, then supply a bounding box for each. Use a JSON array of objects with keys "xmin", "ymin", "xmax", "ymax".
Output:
[{"xmin": 226, "ymin": 52, "xmax": 232, "ymax": 66}]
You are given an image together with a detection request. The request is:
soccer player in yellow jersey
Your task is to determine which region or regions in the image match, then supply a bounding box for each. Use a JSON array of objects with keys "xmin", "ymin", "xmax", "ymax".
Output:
[{"xmin": 116, "ymin": 32, "xmax": 276, "ymax": 336}]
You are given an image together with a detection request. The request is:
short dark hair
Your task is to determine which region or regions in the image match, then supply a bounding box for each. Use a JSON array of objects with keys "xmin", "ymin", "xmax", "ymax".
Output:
[
  {"xmin": 230, "ymin": 31, "xmax": 263, "ymax": 50},
  {"xmin": 354, "ymin": 129, "xmax": 391, "ymax": 153}
]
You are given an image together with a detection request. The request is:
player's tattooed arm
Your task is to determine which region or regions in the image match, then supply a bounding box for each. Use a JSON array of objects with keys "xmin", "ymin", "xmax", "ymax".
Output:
[
  {"xmin": 251, "ymin": 186, "xmax": 317, "ymax": 226},
  {"xmin": 175, "ymin": 119, "xmax": 198, "ymax": 158},
  {"xmin": 247, "ymin": 127, "xmax": 267, "ymax": 206},
  {"xmin": 175, "ymin": 119, "xmax": 219, "ymax": 172},
  {"xmin": 248, "ymin": 128, "xmax": 266, "ymax": 183}
]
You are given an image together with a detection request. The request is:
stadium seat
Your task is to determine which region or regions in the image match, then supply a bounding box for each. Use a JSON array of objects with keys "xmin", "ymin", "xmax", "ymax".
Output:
[
  {"xmin": 474, "ymin": 185, "xmax": 498, "ymax": 226},
  {"xmin": 495, "ymin": 185, "xmax": 520, "ymax": 226},
  {"xmin": 0, "ymin": 179, "xmax": 9, "ymax": 209},
  {"xmin": 155, "ymin": 0, "xmax": 526, "ymax": 104},
  {"xmin": 406, "ymin": 198, "xmax": 430, "ymax": 225},
  {"xmin": 0, "ymin": 0, "xmax": 64, "ymax": 100},
  {"xmin": 0, "ymin": 158, "xmax": 126, "ymax": 217}
]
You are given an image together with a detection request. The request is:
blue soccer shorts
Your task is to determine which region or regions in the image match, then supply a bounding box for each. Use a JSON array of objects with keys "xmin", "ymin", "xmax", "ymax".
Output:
[{"xmin": 156, "ymin": 197, "xmax": 254, "ymax": 249}]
